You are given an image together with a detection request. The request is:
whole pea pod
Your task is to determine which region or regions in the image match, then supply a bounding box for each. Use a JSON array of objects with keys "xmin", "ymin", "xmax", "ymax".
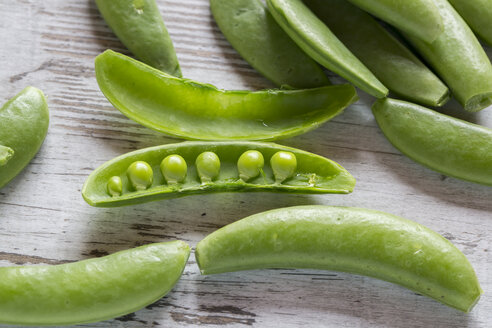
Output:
[
  {"xmin": 196, "ymin": 206, "xmax": 482, "ymax": 312},
  {"xmin": 0, "ymin": 241, "xmax": 190, "ymax": 325},
  {"xmin": 95, "ymin": 0, "xmax": 181, "ymax": 76},
  {"xmin": 372, "ymin": 98, "xmax": 492, "ymax": 186},
  {"xmin": 304, "ymin": 0, "xmax": 449, "ymax": 107},
  {"xmin": 266, "ymin": 0, "xmax": 388, "ymax": 98},
  {"xmin": 447, "ymin": 0, "xmax": 492, "ymax": 46},
  {"xmin": 403, "ymin": 0, "xmax": 492, "ymax": 112},
  {"xmin": 82, "ymin": 141, "xmax": 356, "ymax": 207},
  {"xmin": 0, "ymin": 87, "xmax": 49, "ymax": 189},
  {"xmin": 210, "ymin": 0, "xmax": 330, "ymax": 88},
  {"xmin": 95, "ymin": 50, "xmax": 358, "ymax": 141}
]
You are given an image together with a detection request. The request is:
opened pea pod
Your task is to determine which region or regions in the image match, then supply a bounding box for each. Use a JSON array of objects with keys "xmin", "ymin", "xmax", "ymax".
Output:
[{"xmin": 82, "ymin": 141, "xmax": 356, "ymax": 207}]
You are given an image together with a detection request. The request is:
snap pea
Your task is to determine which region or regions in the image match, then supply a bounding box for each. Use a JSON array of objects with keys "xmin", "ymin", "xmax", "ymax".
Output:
[
  {"xmin": 0, "ymin": 241, "xmax": 190, "ymax": 325},
  {"xmin": 266, "ymin": 0, "xmax": 388, "ymax": 98},
  {"xmin": 304, "ymin": 0, "xmax": 449, "ymax": 107},
  {"xmin": 95, "ymin": 50, "xmax": 358, "ymax": 141},
  {"xmin": 210, "ymin": 0, "xmax": 329, "ymax": 88},
  {"xmin": 372, "ymin": 98, "xmax": 492, "ymax": 186},
  {"xmin": 447, "ymin": 0, "xmax": 492, "ymax": 46},
  {"xmin": 403, "ymin": 0, "xmax": 492, "ymax": 112},
  {"xmin": 0, "ymin": 87, "xmax": 49, "ymax": 189},
  {"xmin": 82, "ymin": 141, "xmax": 356, "ymax": 207},
  {"xmin": 95, "ymin": 0, "xmax": 181, "ymax": 76},
  {"xmin": 195, "ymin": 206, "xmax": 482, "ymax": 312}
]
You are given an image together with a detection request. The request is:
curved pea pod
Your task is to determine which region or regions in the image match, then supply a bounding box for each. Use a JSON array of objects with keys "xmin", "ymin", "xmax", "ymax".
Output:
[
  {"xmin": 372, "ymin": 98, "xmax": 492, "ymax": 186},
  {"xmin": 266, "ymin": 0, "xmax": 387, "ymax": 99},
  {"xmin": 0, "ymin": 87, "xmax": 49, "ymax": 189},
  {"xmin": 345, "ymin": 0, "xmax": 443, "ymax": 43},
  {"xmin": 210, "ymin": 0, "xmax": 330, "ymax": 88},
  {"xmin": 95, "ymin": 50, "xmax": 358, "ymax": 141},
  {"xmin": 0, "ymin": 241, "xmax": 190, "ymax": 325},
  {"xmin": 447, "ymin": 0, "xmax": 492, "ymax": 46},
  {"xmin": 403, "ymin": 0, "xmax": 492, "ymax": 112},
  {"xmin": 82, "ymin": 141, "xmax": 356, "ymax": 207},
  {"xmin": 304, "ymin": 0, "xmax": 449, "ymax": 107},
  {"xmin": 195, "ymin": 206, "xmax": 482, "ymax": 312},
  {"xmin": 95, "ymin": 0, "xmax": 181, "ymax": 76}
]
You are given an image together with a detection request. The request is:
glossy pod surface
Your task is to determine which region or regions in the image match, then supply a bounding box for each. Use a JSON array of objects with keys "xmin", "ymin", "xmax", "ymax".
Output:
[
  {"xmin": 305, "ymin": 0, "xmax": 449, "ymax": 107},
  {"xmin": 82, "ymin": 141, "xmax": 356, "ymax": 207},
  {"xmin": 404, "ymin": 0, "xmax": 492, "ymax": 112},
  {"xmin": 266, "ymin": 0, "xmax": 387, "ymax": 98},
  {"xmin": 447, "ymin": 0, "xmax": 492, "ymax": 46},
  {"xmin": 196, "ymin": 206, "xmax": 482, "ymax": 312},
  {"xmin": 95, "ymin": 0, "xmax": 181, "ymax": 76},
  {"xmin": 372, "ymin": 98, "xmax": 492, "ymax": 186},
  {"xmin": 0, "ymin": 241, "xmax": 190, "ymax": 325},
  {"xmin": 95, "ymin": 50, "xmax": 358, "ymax": 141},
  {"xmin": 210, "ymin": 0, "xmax": 330, "ymax": 88},
  {"xmin": 0, "ymin": 87, "xmax": 49, "ymax": 189}
]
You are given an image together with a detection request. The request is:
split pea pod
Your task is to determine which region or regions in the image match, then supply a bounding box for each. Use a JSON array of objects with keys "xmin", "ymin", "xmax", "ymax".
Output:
[
  {"xmin": 403, "ymin": 0, "xmax": 492, "ymax": 112},
  {"xmin": 304, "ymin": 0, "xmax": 449, "ymax": 107},
  {"xmin": 95, "ymin": 50, "xmax": 358, "ymax": 141},
  {"xmin": 0, "ymin": 87, "xmax": 49, "ymax": 189},
  {"xmin": 266, "ymin": 0, "xmax": 388, "ymax": 98},
  {"xmin": 195, "ymin": 206, "xmax": 482, "ymax": 312},
  {"xmin": 210, "ymin": 0, "xmax": 330, "ymax": 88},
  {"xmin": 372, "ymin": 98, "xmax": 492, "ymax": 186},
  {"xmin": 447, "ymin": 0, "xmax": 492, "ymax": 46},
  {"xmin": 95, "ymin": 0, "xmax": 181, "ymax": 76},
  {"xmin": 82, "ymin": 141, "xmax": 356, "ymax": 207},
  {"xmin": 0, "ymin": 241, "xmax": 190, "ymax": 325}
]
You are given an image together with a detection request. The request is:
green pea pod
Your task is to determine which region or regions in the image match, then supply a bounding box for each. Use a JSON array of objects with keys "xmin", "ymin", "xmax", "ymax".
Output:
[
  {"xmin": 345, "ymin": 0, "xmax": 443, "ymax": 43},
  {"xmin": 266, "ymin": 0, "xmax": 388, "ymax": 98},
  {"xmin": 0, "ymin": 241, "xmax": 190, "ymax": 325},
  {"xmin": 404, "ymin": 0, "xmax": 492, "ymax": 112},
  {"xmin": 447, "ymin": 0, "xmax": 492, "ymax": 46},
  {"xmin": 210, "ymin": 0, "xmax": 330, "ymax": 88},
  {"xmin": 372, "ymin": 98, "xmax": 492, "ymax": 186},
  {"xmin": 195, "ymin": 206, "xmax": 482, "ymax": 312},
  {"xmin": 304, "ymin": 0, "xmax": 449, "ymax": 107},
  {"xmin": 95, "ymin": 50, "xmax": 358, "ymax": 141},
  {"xmin": 0, "ymin": 87, "xmax": 49, "ymax": 189},
  {"xmin": 95, "ymin": 0, "xmax": 181, "ymax": 76},
  {"xmin": 82, "ymin": 141, "xmax": 356, "ymax": 207}
]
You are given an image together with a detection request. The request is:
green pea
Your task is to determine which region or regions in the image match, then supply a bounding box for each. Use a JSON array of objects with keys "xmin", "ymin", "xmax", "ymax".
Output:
[
  {"xmin": 107, "ymin": 176, "xmax": 123, "ymax": 197},
  {"xmin": 270, "ymin": 151, "xmax": 297, "ymax": 183},
  {"xmin": 160, "ymin": 154, "xmax": 187, "ymax": 185},
  {"xmin": 196, "ymin": 152, "xmax": 220, "ymax": 184},
  {"xmin": 237, "ymin": 150, "xmax": 264, "ymax": 182},
  {"xmin": 127, "ymin": 161, "xmax": 153, "ymax": 190}
]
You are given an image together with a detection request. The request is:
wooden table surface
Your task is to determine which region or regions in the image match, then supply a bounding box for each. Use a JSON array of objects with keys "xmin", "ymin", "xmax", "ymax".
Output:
[{"xmin": 0, "ymin": 0, "xmax": 491, "ymax": 327}]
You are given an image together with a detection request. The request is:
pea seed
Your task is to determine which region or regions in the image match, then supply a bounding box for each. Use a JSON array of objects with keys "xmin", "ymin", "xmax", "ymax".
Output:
[
  {"xmin": 270, "ymin": 151, "xmax": 297, "ymax": 183},
  {"xmin": 161, "ymin": 155, "xmax": 187, "ymax": 185},
  {"xmin": 127, "ymin": 161, "xmax": 153, "ymax": 190},
  {"xmin": 196, "ymin": 152, "xmax": 220, "ymax": 183},
  {"xmin": 237, "ymin": 150, "xmax": 264, "ymax": 181},
  {"xmin": 107, "ymin": 176, "xmax": 123, "ymax": 197}
]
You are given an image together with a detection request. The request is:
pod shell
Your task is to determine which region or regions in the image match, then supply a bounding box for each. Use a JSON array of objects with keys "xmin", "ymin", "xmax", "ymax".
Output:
[
  {"xmin": 372, "ymin": 98, "xmax": 492, "ymax": 186},
  {"xmin": 95, "ymin": 0, "xmax": 181, "ymax": 76},
  {"xmin": 82, "ymin": 141, "xmax": 356, "ymax": 207},
  {"xmin": 447, "ymin": 0, "xmax": 492, "ymax": 46},
  {"xmin": 196, "ymin": 206, "xmax": 482, "ymax": 312},
  {"xmin": 210, "ymin": 0, "xmax": 330, "ymax": 88},
  {"xmin": 95, "ymin": 50, "xmax": 358, "ymax": 141},
  {"xmin": 0, "ymin": 87, "xmax": 49, "ymax": 189}
]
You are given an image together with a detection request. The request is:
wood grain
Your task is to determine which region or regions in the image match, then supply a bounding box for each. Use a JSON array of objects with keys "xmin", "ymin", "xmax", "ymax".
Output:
[{"xmin": 0, "ymin": 0, "xmax": 491, "ymax": 327}]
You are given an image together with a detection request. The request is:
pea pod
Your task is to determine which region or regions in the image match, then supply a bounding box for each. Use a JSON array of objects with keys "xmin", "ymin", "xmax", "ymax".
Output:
[
  {"xmin": 403, "ymin": 0, "xmax": 492, "ymax": 112},
  {"xmin": 0, "ymin": 87, "xmax": 49, "ymax": 189},
  {"xmin": 95, "ymin": 50, "xmax": 358, "ymax": 141},
  {"xmin": 304, "ymin": 0, "xmax": 449, "ymax": 107},
  {"xmin": 195, "ymin": 206, "xmax": 482, "ymax": 312},
  {"xmin": 447, "ymin": 0, "xmax": 492, "ymax": 46},
  {"xmin": 210, "ymin": 0, "xmax": 330, "ymax": 88},
  {"xmin": 372, "ymin": 98, "xmax": 492, "ymax": 186},
  {"xmin": 95, "ymin": 0, "xmax": 181, "ymax": 76},
  {"xmin": 0, "ymin": 241, "xmax": 190, "ymax": 325},
  {"xmin": 82, "ymin": 141, "xmax": 356, "ymax": 207},
  {"xmin": 266, "ymin": 0, "xmax": 388, "ymax": 98}
]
